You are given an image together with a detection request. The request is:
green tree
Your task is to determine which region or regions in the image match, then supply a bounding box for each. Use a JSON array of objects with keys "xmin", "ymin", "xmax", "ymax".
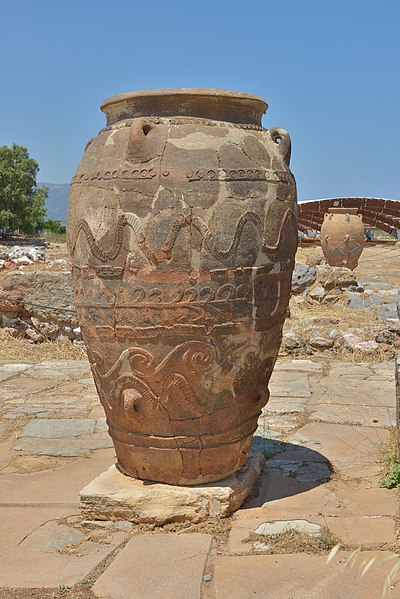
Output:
[
  {"xmin": 42, "ymin": 219, "xmax": 66, "ymax": 234},
  {"xmin": 0, "ymin": 144, "xmax": 48, "ymax": 234}
]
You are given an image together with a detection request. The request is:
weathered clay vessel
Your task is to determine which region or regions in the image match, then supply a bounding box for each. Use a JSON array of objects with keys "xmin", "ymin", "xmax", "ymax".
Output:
[
  {"xmin": 320, "ymin": 207, "xmax": 364, "ymax": 270},
  {"xmin": 67, "ymin": 88, "xmax": 297, "ymax": 485}
]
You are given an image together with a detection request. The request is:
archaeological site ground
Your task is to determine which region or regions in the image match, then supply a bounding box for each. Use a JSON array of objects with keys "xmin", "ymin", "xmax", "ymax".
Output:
[{"xmin": 0, "ymin": 235, "xmax": 399, "ymax": 598}]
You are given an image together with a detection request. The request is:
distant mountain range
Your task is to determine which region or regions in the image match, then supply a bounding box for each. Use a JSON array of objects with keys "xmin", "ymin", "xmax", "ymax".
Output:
[{"xmin": 40, "ymin": 183, "xmax": 70, "ymax": 223}]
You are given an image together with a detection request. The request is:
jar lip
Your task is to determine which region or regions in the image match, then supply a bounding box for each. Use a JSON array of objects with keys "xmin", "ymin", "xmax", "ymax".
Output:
[
  {"xmin": 101, "ymin": 88, "xmax": 268, "ymax": 112},
  {"xmin": 327, "ymin": 207, "xmax": 359, "ymax": 215}
]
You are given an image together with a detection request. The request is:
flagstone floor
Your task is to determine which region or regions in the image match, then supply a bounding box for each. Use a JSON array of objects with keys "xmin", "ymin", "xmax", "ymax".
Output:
[{"xmin": 0, "ymin": 358, "xmax": 398, "ymax": 598}]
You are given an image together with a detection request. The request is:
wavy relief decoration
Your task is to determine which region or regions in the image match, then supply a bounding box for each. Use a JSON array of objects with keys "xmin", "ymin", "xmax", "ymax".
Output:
[{"xmin": 71, "ymin": 207, "xmax": 297, "ymax": 265}]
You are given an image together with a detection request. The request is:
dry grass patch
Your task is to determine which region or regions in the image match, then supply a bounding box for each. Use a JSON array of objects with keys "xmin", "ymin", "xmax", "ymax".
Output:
[
  {"xmin": 19, "ymin": 262, "xmax": 71, "ymax": 274},
  {"xmin": 69, "ymin": 515, "xmax": 232, "ymax": 550},
  {"xmin": 246, "ymin": 526, "xmax": 341, "ymax": 555},
  {"xmin": 285, "ymin": 294, "xmax": 395, "ymax": 363},
  {"xmin": 121, "ymin": 517, "xmax": 232, "ymax": 550},
  {"xmin": 337, "ymin": 345, "xmax": 394, "ymax": 363},
  {"xmin": 0, "ymin": 329, "xmax": 86, "ymax": 361},
  {"xmin": 289, "ymin": 295, "xmax": 381, "ymax": 332}
]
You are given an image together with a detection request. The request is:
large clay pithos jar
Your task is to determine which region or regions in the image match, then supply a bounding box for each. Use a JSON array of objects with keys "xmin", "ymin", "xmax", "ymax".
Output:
[
  {"xmin": 67, "ymin": 89, "xmax": 298, "ymax": 485},
  {"xmin": 320, "ymin": 207, "xmax": 364, "ymax": 270}
]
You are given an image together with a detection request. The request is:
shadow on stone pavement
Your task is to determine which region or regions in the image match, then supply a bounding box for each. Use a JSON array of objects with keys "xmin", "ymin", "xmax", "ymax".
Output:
[{"xmin": 247, "ymin": 436, "xmax": 332, "ymax": 508}]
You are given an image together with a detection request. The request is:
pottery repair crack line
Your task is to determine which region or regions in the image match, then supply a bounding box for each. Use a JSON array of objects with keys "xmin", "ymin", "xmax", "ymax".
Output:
[
  {"xmin": 237, "ymin": 143, "xmax": 267, "ymax": 171},
  {"xmin": 198, "ymin": 431, "xmax": 204, "ymax": 477},
  {"xmin": 158, "ymin": 124, "xmax": 170, "ymax": 187}
]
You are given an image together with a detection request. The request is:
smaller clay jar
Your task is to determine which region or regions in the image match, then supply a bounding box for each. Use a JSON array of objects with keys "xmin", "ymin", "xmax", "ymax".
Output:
[{"xmin": 320, "ymin": 207, "xmax": 364, "ymax": 270}]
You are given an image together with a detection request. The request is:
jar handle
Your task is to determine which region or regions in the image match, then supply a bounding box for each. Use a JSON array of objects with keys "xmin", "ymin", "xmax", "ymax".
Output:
[
  {"xmin": 125, "ymin": 118, "xmax": 156, "ymax": 162},
  {"xmin": 269, "ymin": 127, "xmax": 291, "ymax": 166}
]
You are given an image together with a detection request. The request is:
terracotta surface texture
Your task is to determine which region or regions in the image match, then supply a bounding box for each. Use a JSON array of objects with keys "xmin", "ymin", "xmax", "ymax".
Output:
[
  {"xmin": 320, "ymin": 207, "xmax": 364, "ymax": 269},
  {"xmin": 67, "ymin": 88, "xmax": 298, "ymax": 485}
]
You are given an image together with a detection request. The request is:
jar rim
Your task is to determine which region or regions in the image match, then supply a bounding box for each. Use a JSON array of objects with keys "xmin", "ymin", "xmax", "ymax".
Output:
[
  {"xmin": 100, "ymin": 88, "xmax": 268, "ymax": 127},
  {"xmin": 101, "ymin": 88, "xmax": 268, "ymax": 112}
]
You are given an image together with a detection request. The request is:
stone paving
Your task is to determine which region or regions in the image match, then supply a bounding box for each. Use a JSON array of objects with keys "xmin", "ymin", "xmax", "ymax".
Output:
[{"xmin": 0, "ymin": 358, "xmax": 399, "ymax": 597}]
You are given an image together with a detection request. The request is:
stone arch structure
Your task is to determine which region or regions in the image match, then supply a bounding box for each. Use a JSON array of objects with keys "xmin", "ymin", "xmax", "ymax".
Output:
[{"xmin": 298, "ymin": 198, "xmax": 400, "ymax": 236}]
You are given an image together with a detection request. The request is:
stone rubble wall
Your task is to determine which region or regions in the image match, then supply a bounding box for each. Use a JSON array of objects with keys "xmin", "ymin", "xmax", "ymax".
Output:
[
  {"xmin": 0, "ymin": 269, "xmax": 82, "ymax": 344},
  {"xmin": 0, "ymin": 250, "xmax": 399, "ymax": 353},
  {"xmin": 286, "ymin": 262, "xmax": 400, "ymax": 358},
  {"xmin": 0, "ymin": 244, "xmax": 82, "ymax": 344}
]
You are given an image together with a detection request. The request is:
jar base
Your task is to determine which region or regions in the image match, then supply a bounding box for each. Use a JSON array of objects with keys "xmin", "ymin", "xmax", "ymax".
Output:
[{"xmin": 113, "ymin": 435, "xmax": 254, "ymax": 486}]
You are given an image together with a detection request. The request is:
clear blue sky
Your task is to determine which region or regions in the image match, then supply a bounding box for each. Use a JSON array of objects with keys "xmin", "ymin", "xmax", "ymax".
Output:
[{"xmin": 1, "ymin": 0, "xmax": 399, "ymax": 201}]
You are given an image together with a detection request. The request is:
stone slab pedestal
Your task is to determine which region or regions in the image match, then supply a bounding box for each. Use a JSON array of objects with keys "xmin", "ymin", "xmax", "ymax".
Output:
[{"xmin": 80, "ymin": 453, "xmax": 264, "ymax": 525}]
